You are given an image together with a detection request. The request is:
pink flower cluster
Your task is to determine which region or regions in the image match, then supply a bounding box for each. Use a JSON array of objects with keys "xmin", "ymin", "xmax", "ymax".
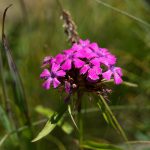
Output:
[{"xmin": 40, "ymin": 39, "xmax": 123, "ymax": 93}]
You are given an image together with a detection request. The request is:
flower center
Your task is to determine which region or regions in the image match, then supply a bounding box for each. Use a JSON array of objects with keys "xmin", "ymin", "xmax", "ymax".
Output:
[{"xmin": 51, "ymin": 72, "xmax": 56, "ymax": 78}]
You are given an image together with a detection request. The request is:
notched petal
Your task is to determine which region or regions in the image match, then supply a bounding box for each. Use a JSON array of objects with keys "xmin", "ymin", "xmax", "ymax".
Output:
[
  {"xmin": 61, "ymin": 59, "xmax": 72, "ymax": 70},
  {"xmin": 40, "ymin": 69, "xmax": 51, "ymax": 78},
  {"xmin": 74, "ymin": 58, "xmax": 85, "ymax": 68},
  {"xmin": 53, "ymin": 78, "xmax": 61, "ymax": 88},
  {"xmin": 42, "ymin": 78, "xmax": 52, "ymax": 90}
]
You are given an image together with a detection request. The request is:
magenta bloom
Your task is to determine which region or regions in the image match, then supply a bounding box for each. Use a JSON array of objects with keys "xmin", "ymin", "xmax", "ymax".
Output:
[
  {"xmin": 40, "ymin": 38, "xmax": 123, "ymax": 93},
  {"xmin": 102, "ymin": 66, "xmax": 123, "ymax": 84},
  {"xmin": 40, "ymin": 63, "xmax": 66, "ymax": 89},
  {"xmin": 79, "ymin": 39, "xmax": 90, "ymax": 47},
  {"xmin": 80, "ymin": 58, "xmax": 102, "ymax": 81},
  {"xmin": 61, "ymin": 49, "xmax": 85, "ymax": 70},
  {"xmin": 89, "ymin": 43, "xmax": 116, "ymax": 66}
]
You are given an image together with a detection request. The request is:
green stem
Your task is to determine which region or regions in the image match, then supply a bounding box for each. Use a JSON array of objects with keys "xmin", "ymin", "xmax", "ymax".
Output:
[
  {"xmin": 94, "ymin": 0, "xmax": 150, "ymax": 28},
  {"xmin": 101, "ymin": 79, "xmax": 138, "ymax": 87},
  {"xmin": 77, "ymin": 91, "xmax": 84, "ymax": 149}
]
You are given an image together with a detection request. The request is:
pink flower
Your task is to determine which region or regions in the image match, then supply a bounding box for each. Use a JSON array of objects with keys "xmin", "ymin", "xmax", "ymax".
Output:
[
  {"xmin": 80, "ymin": 58, "xmax": 102, "ymax": 81},
  {"xmin": 40, "ymin": 63, "xmax": 66, "ymax": 89},
  {"xmin": 79, "ymin": 39, "xmax": 90, "ymax": 47},
  {"xmin": 89, "ymin": 43, "xmax": 116, "ymax": 66},
  {"xmin": 61, "ymin": 49, "xmax": 85, "ymax": 70},
  {"xmin": 102, "ymin": 66, "xmax": 123, "ymax": 84},
  {"xmin": 40, "ymin": 38, "xmax": 123, "ymax": 93}
]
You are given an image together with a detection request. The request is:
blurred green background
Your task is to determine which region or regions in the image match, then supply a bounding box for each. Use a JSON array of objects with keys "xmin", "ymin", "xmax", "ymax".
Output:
[{"xmin": 0, "ymin": 0, "xmax": 150, "ymax": 149}]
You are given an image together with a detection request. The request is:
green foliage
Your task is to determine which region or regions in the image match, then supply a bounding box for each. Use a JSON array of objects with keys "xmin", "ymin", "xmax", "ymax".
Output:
[
  {"xmin": 32, "ymin": 119, "xmax": 56, "ymax": 142},
  {"xmin": 32, "ymin": 101, "xmax": 68, "ymax": 142},
  {"xmin": 81, "ymin": 140, "xmax": 122, "ymax": 150},
  {"xmin": 97, "ymin": 95, "xmax": 128, "ymax": 142},
  {"xmin": 35, "ymin": 105, "xmax": 74, "ymax": 134},
  {"xmin": 0, "ymin": 105, "xmax": 12, "ymax": 132}
]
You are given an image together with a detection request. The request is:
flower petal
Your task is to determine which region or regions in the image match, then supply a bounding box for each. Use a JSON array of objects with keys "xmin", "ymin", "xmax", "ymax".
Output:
[
  {"xmin": 80, "ymin": 65, "xmax": 90, "ymax": 75},
  {"xmin": 73, "ymin": 58, "xmax": 85, "ymax": 68},
  {"xmin": 114, "ymin": 67, "xmax": 123, "ymax": 77},
  {"xmin": 53, "ymin": 78, "xmax": 61, "ymax": 88},
  {"xmin": 61, "ymin": 59, "xmax": 72, "ymax": 70},
  {"xmin": 102, "ymin": 69, "xmax": 113, "ymax": 80},
  {"xmin": 40, "ymin": 69, "xmax": 50, "ymax": 78},
  {"xmin": 114, "ymin": 72, "xmax": 123, "ymax": 84},
  {"xmin": 63, "ymin": 49, "xmax": 74, "ymax": 54},
  {"xmin": 106, "ymin": 55, "xmax": 116, "ymax": 65},
  {"xmin": 88, "ymin": 68, "xmax": 99, "ymax": 80},
  {"xmin": 72, "ymin": 43, "xmax": 82, "ymax": 51},
  {"xmin": 92, "ymin": 66, "xmax": 102, "ymax": 75},
  {"xmin": 74, "ymin": 49, "xmax": 84, "ymax": 58},
  {"xmin": 42, "ymin": 78, "xmax": 52, "ymax": 90},
  {"xmin": 56, "ymin": 70, "xmax": 66, "ymax": 77},
  {"xmin": 51, "ymin": 63, "xmax": 60, "ymax": 73},
  {"xmin": 89, "ymin": 43, "xmax": 99, "ymax": 51},
  {"xmin": 83, "ymin": 47, "xmax": 97, "ymax": 59},
  {"xmin": 55, "ymin": 54, "xmax": 64, "ymax": 64},
  {"xmin": 90, "ymin": 58, "xmax": 100, "ymax": 67},
  {"xmin": 99, "ymin": 57, "xmax": 109, "ymax": 66},
  {"xmin": 79, "ymin": 39, "xmax": 90, "ymax": 47}
]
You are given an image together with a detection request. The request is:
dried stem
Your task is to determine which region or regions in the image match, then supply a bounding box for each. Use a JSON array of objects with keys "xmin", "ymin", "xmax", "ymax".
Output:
[
  {"xmin": 61, "ymin": 10, "xmax": 80, "ymax": 44},
  {"xmin": 56, "ymin": 0, "xmax": 79, "ymax": 44},
  {"xmin": 0, "ymin": 48, "xmax": 12, "ymax": 117},
  {"xmin": 0, "ymin": 4, "xmax": 14, "ymax": 122},
  {"xmin": 2, "ymin": 5, "xmax": 31, "ymax": 127}
]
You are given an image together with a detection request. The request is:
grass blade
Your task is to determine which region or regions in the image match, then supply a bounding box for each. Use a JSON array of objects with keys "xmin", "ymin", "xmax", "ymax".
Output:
[
  {"xmin": 0, "ymin": 105, "xmax": 12, "ymax": 132},
  {"xmin": 94, "ymin": 0, "xmax": 150, "ymax": 28},
  {"xmin": 101, "ymin": 79, "xmax": 138, "ymax": 88},
  {"xmin": 82, "ymin": 140, "xmax": 123, "ymax": 150},
  {"xmin": 1, "ymin": 5, "xmax": 30, "ymax": 125},
  {"xmin": 32, "ymin": 119, "xmax": 56, "ymax": 142},
  {"xmin": 68, "ymin": 105, "xmax": 79, "ymax": 130},
  {"xmin": 98, "ymin": 94, "xmax": 128, "ymax": 142},
  {"xmin": 32, "ymin": 99, "xmax": 69, "ymax": 142}
]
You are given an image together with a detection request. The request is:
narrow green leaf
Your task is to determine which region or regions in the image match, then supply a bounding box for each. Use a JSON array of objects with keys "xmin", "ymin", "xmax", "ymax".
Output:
[
  {"xmin": 98, "ymin": 94, "xmax": 128, "ymax": 142},
  {"xmin": 0, "ymin": 106, "xmax": 18, "ymax": 147},
  {"xmin": 0, "ymin": 105, "xmax": 12, "ymax": 132},
  {"xmin": 97, "ymin": 101, "xmax": 118, "ymax": 131},
  {"xmin": 0, "ymin": 134, "xmax": 9, "ymax": 147},
  {"xmin": 32, "ymin": 120, "xmax": 56, "ymax": 142},
  {"xmin": 97, "ymin": 101, "xmax": 109, "ymax": 125},
  {"xmin": 35, "ymin": 105, "xmax": 73, "ymax": 135},
  {"xmin": 68, "ymin": 105, "xmax": 79, "ymax": 130},
  {"xmin": 101, "ymin": 79, "xmax": 138, "ymax": 88},
  {"xmin": 32, "ymin": 101, "xmax": 69, "ymax": 142},
  {"xmin": 82, "ymin": 140, "xmax": 122, "ymax": 150},
  {"xmin": 1, "ymin": 5, "xmax": 30, "ymax": 125}
]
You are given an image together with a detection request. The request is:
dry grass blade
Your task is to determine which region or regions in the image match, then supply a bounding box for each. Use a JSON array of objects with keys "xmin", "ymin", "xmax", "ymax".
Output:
[
  {"xmin": 1, "ymin": 5, "xmax": 30, "ymax": 126},
  {"xmin": 0, "ymin": 44, "xmax": 12, "ymax": 118}
]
